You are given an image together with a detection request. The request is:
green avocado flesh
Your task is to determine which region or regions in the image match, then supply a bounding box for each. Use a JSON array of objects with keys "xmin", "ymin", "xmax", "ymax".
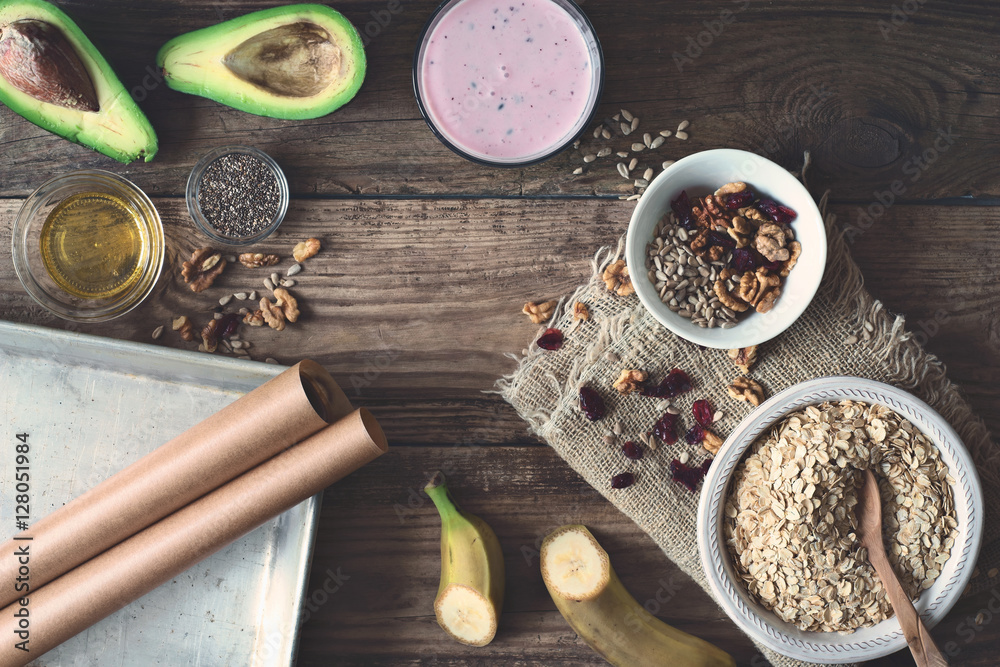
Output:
[
  {"xmin": 0, "ymin": 0, "xmax": 157, "ymax": 163},
  {"xmin": 157, "ymin": 4, "xmax": 366, "ymax": 120}
]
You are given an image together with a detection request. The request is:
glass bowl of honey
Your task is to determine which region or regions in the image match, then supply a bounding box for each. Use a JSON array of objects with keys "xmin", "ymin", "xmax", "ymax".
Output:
[{"xmin": 12, "ymin": 170, "xmax": 164, "ymax": 322}]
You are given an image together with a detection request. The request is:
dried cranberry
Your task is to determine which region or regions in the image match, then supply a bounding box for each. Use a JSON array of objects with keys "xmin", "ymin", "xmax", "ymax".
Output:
[
  {"xmin": 692, "ymin": 399, "xmax": 714, "ymax": 428},
  {"xmin": 611, "ymin": 472, "xmax": 635, "ymax": 489},
  {"xmin": 730, "ymin": 247, "xmax": 783, "ymax": 274},
  {"xmin": 685, "ymin": 424, "xmax": 705, "ymax": 445},
  {"xmin": 721, "ymin": 191, "xmax": 754, "ymax": 209},
  {"xmin": 670, "ymin": 190, "xmax": 697, "ymax": 230},
  {"xmin": 755, "ymin": 198, "xmax": 797, "ymax": 225},
  {"xmin": 641, "ymin": 369, "xmax": 693, "ymax": 399},
  {"xmin": 217, "ymin": 313, "xmax": 241, "ymax": 339},
  {"xmin": 579, "ymin": 386, "xmax": 606, "ymax": 421},
  {"xmin": 652, "ymin": 412, "xmax": 679, "ymax": 445},
  {"xmin": 701, "ymin": 458, "xmax": 714, "ymax": 474},
  {"xmin": 622, "ymin": 440, "xmax": 643, "ymax": 460},
  {"xmin": 670, "ymin": 459, "xmax": 707, "ymax": 493},
  {"xmin": 706, "ymin": 230, "xmax": 736, "ymax": 249},
  {"xmin": 536, "ymin": 328, "xmax": 564, "ymax": 351}
]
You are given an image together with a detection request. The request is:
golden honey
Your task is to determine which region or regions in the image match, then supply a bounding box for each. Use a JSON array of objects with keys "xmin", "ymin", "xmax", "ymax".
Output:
[{"xmin": 40, "ymin": 191, "xmax": 145, "ymax": 299}]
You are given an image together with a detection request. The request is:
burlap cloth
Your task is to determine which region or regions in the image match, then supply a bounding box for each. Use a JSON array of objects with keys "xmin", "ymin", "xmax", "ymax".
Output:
[{"xmin": 496, "ymin": 163, "xmax": 1000, "ymax": 666}]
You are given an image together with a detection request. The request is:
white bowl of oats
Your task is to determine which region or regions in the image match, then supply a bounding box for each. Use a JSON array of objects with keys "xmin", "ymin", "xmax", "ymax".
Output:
[
  {"xmin": 696, "ymin": 376, "xmax": 983, "ymax": 663},
  {"xmin": 624, "ymin": 149, "xmax": 826, "ymax": 349}
]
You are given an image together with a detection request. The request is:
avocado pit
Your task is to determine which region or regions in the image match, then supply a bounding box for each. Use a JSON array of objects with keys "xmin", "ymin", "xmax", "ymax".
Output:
[
  {"xmin": 223, "ymin": 21, "xmax": 341, "ymax": 98},
  {"xmin": 0, "ymin": 18, "xmax": 99, "ymax": 111}
]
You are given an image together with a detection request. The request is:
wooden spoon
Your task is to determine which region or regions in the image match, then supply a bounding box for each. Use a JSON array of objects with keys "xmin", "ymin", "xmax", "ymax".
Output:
[{"xmin": 857, "ymin": 468, "xmax": 949, "ymax": 667}]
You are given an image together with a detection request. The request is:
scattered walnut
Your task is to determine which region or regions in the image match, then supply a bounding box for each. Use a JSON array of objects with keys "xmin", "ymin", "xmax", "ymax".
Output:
[
  {"xmin": 238, "ymin": 252, "xmax": 280, "ymax": 268},
  {"xmin": 181, "ymin": 248, "xmax": 226, "ymax": 292},
  {"xmin": 714, "ymin": 280, "xmax": 749, "ymax": 312},
  {"xmin": 714, "ymin": 182, "xmax": 747, "ymax": 196},
  {"xmin": 293, "ymin": 238, "xmax": 321, "ymax": 262},
  {"xmin": 612, "ymin": 369, "xmax": 647, "ymax": 395},
  {"xmin": 728, "ymin": 376, "xmax": 765, "ymax": 406},
  {"xmin": 260, "ymin": 298, "xmax": 286, "ymax": 331},
  {"xmin": 728, "ymin": 346, "xmax": 758, "ymax": 374},
  {"xmin": 781, "ymin": 241, "xmax": 802, "ymax": 277},
  {"xmin": 707, "ymin": 245, "xmax": 725, "ymax": 262},
  {"xmin": 754, "ymin": 223, "xmax": 790, "ymax": 262},
  {"xmin": 602, "ymin": 260, "xmax": 634, "ymax": 296},
  {"xmin": 702, "ymin": 429, "xmax": 724, "ymax": 455},
  {"xmin": 243, "ymin": 310, "xmax": 265, "ymax": 327},
  {"xmin": 273, "ymin": 287, "xmax": 300, "ymax": 323},
  {"xmin": 572, "ymin": 302, "xmax": 590, "ymax": 322},
  {"xmin": 523, "ymin": 300, "xmax": 557, "ymax": 324},
  {"xmin": 738, "ymin": 269, "xmax": 781, "ymax": 308},
  {"xmin": 201, "ymin": 319, "xmax": 220, "ymax": 353},
  {"xmin": 171, "ymin": 315, "xmax": 196, "ymax": 342}
]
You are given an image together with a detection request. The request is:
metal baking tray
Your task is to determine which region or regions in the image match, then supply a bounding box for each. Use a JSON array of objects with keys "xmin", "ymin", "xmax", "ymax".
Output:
[{"xmin": 0, "ymin": 320, "xmax": 321, "ymax": 666}]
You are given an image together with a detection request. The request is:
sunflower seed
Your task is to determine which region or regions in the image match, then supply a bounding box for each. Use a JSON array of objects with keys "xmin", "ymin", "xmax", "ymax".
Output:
[
  {"xmin": 263, "ymin": 277, "xmax": 275, "ymax": 291},
  {"xmin": 634, "ymin": 178, "xmax": 649, "ymax": 188},
  {"xmin": 677, "ymin": 119, "xmax": 690, "ymax": 132},
  {"xmin": 151, "ymin": 325, "xmax": 164, "ymax": 340},
  {"xmin": 631, "ymin": 117, "xmax": 640, "ymax": 131},
  {"xmin": 650, "ymin": 136, "xmax": 665, "ymax": 149},
  {"xmin": 662, "ymin": 160, "xmax": 675, "ymax": 170},
  {"xmin": 617, "ymin": 162, "xmax": 630, "ymax": 178},
  {"xmin": 643, "ymin": 167, "xmax": 654, "ymax": 181},
  {"xmin": 265, "ymin": 357, "xmax": 279, "ymax": 365},
  {"xmin": 572, "ymin": 167, "xmax": 584, "ymax": 175},
  {"xmin": 572, "ymin": 139, "xmax": 581, "ymax": 150},
  {"xmin": 231, "ymin": 340, "xmax": 245, "ymax": 350},
  {"xmin": 666, "ymin": 406, "xmax": 680, "ymax": 415},
  {"xmin": 616, "ymin": 151, "xmax": 629, "ymax": 158},
  {"xmin": 675, "ymin": 130, "xmax": 689, "ymax": 140},
  {"xmin": 659, "ymin": 129, "xmax": 672, "ymax": 138},
  {"xmin": 604, "ymin": 434, "xmax": 617, "ymax": 446},
  {"xmin": 612, "ymin": 113, "xmax": 620, "ymax": 121},
  {"xmin": 281, "ymin": 279, "xmax": 296, "ymax": 287},
  {"xmin": 583, "ymin": 154, "xmax": 597, "ymax": 163},
  {"xmin": 249, "ymin": 290, "xmax": 258, "ymax": 301},
  {"xmin": 239, "ymin": 307, "xmax": 249, "ymax": 315},
  {"xmin": 627, "ymin": 194, "xmax": 641, "ymax": 201},
  {"xmin": 219, "ymin": 294, "xmax": 233, "ymax": 306},
  {"xmin": 613, "ymin": 420, "xmax": 623, "ymax": 435},
  {"xmin": 597, "ymin": 147, "xmax": 612, "ymax": 157},
  {"xmin": 629, "ymin": 158, "xmax": 638, "ymax": 171},
  {"xmin": 679, "ymin": 451, "xmax": 690, "ymax": 465},
  {"xmin": 601, "ymin": 128, "xmax": 611, "ymax": 140},
  {"xmin": 604, "ymin": 350, "xmax": 620, "ymax": 363},
  {"xmin": 287, "ymin": 263, "xmax": 302, "ymax": 276},
  {"xmin": 621, "ymin": 109, "xmax": 633, "ymax": 122},
  {"xmin": 621, "ymin": 122, "xmax": 632, "ymax": 136},
  {"xmin": 641, "ymin": 132, "xmax": 651, "ymax": 148},
  {"xmin": 593, "ymin": 126, "xmax": 602, "ymax": 139},
  {"xmin": 214, "ymin": 312, "xmax": 224, "ymax": 320},
  {"xmin": 270, "ymin": 272, "xmax": 280, "ymax": 286},
  {"xmin": 845, "ymin": 335, "xmax": 859, "ymax": 345}
]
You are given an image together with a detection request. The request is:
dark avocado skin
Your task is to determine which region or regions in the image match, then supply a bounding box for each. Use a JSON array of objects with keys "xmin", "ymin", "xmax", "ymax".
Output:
[
  {"xmin": 0, "ymin": 0, "xmax": 158, "ymax": 162},
  {"xmin": 157, "ymin": 3, "xmax": 366, "ymax": 120}
]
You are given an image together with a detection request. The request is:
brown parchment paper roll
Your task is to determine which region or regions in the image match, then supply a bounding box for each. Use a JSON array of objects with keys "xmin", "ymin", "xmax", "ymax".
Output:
[
  {"xmin": 0, "ymin": 408, "xmax": 387, "ymax": 667},
  {"xmin": 0, "ymin": 359, "xmax": 352, "ymax": 610}
]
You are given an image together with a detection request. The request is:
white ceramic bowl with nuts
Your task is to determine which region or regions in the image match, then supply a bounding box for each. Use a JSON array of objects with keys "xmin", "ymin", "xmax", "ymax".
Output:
[
  {"xmin": 624, "ymin": 149, "xmax": 827, "ymax": 349},
  {"xmin": 696, "ymin": 376, "xmax": 983, "ymax": 663}
]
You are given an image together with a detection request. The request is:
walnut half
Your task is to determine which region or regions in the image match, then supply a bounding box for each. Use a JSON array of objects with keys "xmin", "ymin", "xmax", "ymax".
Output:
[
  {"xmin": 728, "ymin": 376, "xmax": 765, "ymax": 406},
  {"xmin": 702, "ymin": 429, "xmax": 724, "ymax": 455},
  {"xmin": 602, "ymin": 260, "xmax": 634, "ymax": 296},
  {"xmin": 523, "ymin": 300, "xmax": 557, "ymax": 324},
  {"xmin": 612, "ymin": 369, "xmax": 646, "ymax": 395},
  {"xmin": 238, "ymin": 252, "xmax": 280, "ymax": 268},
  {"xmin": 293, "ymin": 238, "xmax": 321, "ymax": 262},
  {"xmin": 727, "ymin": 346, "xmax": 758, "ymax": 374},
  {"xmin": 181, "ymin": 248, "xmax": 226, "ymax": 292}
]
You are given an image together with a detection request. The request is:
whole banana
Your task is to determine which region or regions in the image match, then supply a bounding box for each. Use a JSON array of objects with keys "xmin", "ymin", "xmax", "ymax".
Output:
[
  {"xmin": 541, "ymin": 524, "xmax": 735, "ymax": 667},
  {"xmin": 425, "ymin": 471, "xmax": 505, "ymax": 646}
]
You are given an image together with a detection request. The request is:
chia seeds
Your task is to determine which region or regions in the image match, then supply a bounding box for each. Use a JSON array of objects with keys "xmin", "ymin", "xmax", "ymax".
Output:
[{"xmin": 197, "ymin": 153, "xmax": 280, "ymax": 237}]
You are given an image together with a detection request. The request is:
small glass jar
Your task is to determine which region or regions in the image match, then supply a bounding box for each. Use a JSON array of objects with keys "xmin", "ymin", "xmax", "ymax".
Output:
[
  {"xmin": 186, "ymin": 145, "xmax": 290, "ymax": 246},
  {"xmin": 11, "ymin": 170, "xmax": 164, "ymax": 323}
]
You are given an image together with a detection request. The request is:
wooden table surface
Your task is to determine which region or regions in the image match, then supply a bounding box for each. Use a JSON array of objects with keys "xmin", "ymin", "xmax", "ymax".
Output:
[{"xmin": 1, "ymin": 1, "xmax": 998, "ymax": 665}]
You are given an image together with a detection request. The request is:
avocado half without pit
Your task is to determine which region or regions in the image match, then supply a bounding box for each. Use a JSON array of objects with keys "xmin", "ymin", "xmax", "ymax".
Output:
[
  {"xmin": 157, "ymin": 4, "xmax": 366, "ymax": 120},
  {"xmin": 0, "ymin": 0, "xmax": 158, "ymax": 163}
]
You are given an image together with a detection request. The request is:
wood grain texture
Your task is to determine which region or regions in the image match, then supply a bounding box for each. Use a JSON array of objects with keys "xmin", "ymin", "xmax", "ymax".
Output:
[
  {"xmin": 0, "ymin": 1, "xmax": 997, "ymax": 198},
  {"xmin": 1, "ymin": 199, "xmax": 998, "ymax": 447}
]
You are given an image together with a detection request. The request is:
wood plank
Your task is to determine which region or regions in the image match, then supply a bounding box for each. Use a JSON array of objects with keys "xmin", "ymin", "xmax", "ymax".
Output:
[
  {"xmin": 0, "ymin": 1, "xmax": 997, "ymax": 199},
  {"xmin": 300, "ymin": 445, "xmax": 1000, "ymax": 666},
  {"xmin": 1, "ymin": 199, "xmax": 997, "ymax": 444}
]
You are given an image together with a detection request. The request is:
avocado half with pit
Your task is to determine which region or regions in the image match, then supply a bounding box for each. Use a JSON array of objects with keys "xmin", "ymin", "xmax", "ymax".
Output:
[
  {"xmin": 157, "ymin": 4, "xmax": 366, "ymax": 120},
  {"xmin": 0, "ymin": 0, "xmax": 157, "ymax": 163}
]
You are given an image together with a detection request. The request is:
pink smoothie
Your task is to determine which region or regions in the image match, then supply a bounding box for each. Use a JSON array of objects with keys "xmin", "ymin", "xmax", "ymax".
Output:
[{"xmin": 419, "ymin": 0, "xmax": 597, "ymax": 161}]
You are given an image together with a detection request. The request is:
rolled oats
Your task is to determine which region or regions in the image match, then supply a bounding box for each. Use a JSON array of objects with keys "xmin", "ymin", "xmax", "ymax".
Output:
[{"xmin": 724, "ymin": 400, "xmax": 958, "ymax": 633}]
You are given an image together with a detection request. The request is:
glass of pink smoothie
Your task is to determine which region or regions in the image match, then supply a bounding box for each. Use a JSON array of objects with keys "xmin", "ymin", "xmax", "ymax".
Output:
[{"xmin": 414, "ymin": 0, "xmax": 604, "ymax": 166}]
